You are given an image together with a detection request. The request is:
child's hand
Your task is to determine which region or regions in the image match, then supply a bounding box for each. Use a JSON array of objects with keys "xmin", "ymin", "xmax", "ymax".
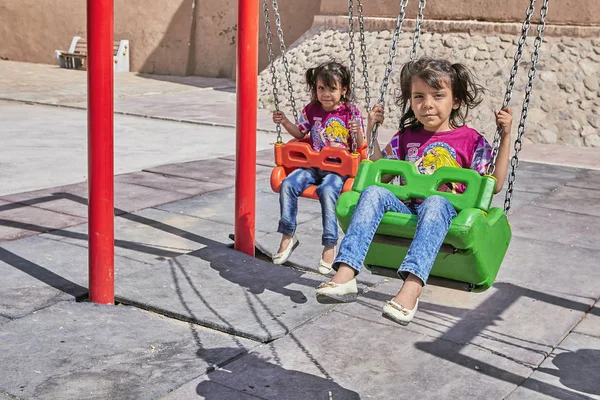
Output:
[
  {"xmin": 368, "ymin": 104, "xmax": 385, "ymax": 126},
  {"xmin": 273, "ymin": 111, "xmax": 289, "ymax": 125},
  {"xmin": 495, "ymin": 107, "xmax": 513, "ymax": 136},
  {"xmin": 349, "ymin": 119, "xmax": 362, "ymax": 136}
]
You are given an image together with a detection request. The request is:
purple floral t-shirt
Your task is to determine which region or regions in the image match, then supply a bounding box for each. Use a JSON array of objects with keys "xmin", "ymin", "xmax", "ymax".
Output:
[
  {"xmin": 296, "ymin": 102, "xmax": 364, "ymax": 151},
  {"xmin": 382, "ymin": 125, "xmax": 493, "ymax": 194}
]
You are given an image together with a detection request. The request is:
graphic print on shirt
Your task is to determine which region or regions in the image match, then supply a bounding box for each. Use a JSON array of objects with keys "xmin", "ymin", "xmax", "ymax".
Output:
[
  {"xmin": 414, "ymin": 142, "xmax": 462, "ymax": 193},
  {"xmin": 406, "ymin": 143, "xmax": 421, "ymax": 162},
  {"xmin": 312, "ymin": 116, "xmax": 350, "ymax": 150}
]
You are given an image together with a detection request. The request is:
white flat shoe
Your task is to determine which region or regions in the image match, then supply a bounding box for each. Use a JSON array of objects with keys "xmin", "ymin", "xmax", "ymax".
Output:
[
  {"xmin": 315, "ymin": 279, "xmax": 358, "ymax": 304},
  {"xmin": 272, "ymin": 235, "xmax": 299, "ymax": 265},
  {"xmin": 318, "ymin": 259, "xmax": 333, "ymax": 275},
  {"xmin": 382, "ymin": 299, "xmax": 419, "ymax": 326}
]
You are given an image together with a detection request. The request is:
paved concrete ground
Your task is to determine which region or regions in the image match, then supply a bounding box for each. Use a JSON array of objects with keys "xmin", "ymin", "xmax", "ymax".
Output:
[{"xmin": 1, "ymin": 60, "xmax": 599, "ymax": 399}]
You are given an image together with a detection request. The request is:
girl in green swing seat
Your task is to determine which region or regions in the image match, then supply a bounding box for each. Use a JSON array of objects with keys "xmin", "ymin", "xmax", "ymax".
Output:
[{"xmin": 316, "ymin": 58, "xmax": 514, "ymax": 326}]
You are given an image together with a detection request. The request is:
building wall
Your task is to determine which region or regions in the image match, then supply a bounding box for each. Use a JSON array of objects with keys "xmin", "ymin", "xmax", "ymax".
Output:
[
  {"xmin": 0, "ymin": 0, "xmax": 597, "ymax": 78},
  {"xmin": 0, "ymin": 0, "xmax": 319, "ymax": 78},
  {"xmin": 0, "ymin": 0, "xmax": 195, "ymax": 75}
]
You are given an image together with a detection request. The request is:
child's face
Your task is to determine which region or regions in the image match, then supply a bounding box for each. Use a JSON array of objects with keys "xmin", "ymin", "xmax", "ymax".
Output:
[
  {"xmin": 410, "ymin": 76, "xmax": 459, "ymax": 132},
  {"xmin": 316, "ymin": 78, "xmax": 346, "ymax": 111}
]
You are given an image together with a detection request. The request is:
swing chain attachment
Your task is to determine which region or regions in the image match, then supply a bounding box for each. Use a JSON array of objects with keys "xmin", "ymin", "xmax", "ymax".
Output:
[
  {"xmin": 504, "ymin": 0, "xmax": 549, "ymax": 215},
  {"xmin": 397, "ymin": 0, "xmax": 426, "ymax": 132},
  {"xmin": 348, "ymin": 0, "xmax": 358, "ymax": 153},
  {"xmin": 409, "ymin": 0, "xmax": 426, "ymax": 61},
  {"xmin": 487, "ymin": 0, "xmax": 536, "ymax": 176},
  {"xmin": 367, "ymin": 0, "xmax": 409, "ymax": 160},
  {"xmin": 273, "ymin": 0, "xmax": 299, "ymax": 125},
  {"xmin": 263, "ymin": 0, "xmax": 283, "ymax": 143},
  {"xmin": 357, "ymin": 0, "xmax": 371, "ymax": 112}
]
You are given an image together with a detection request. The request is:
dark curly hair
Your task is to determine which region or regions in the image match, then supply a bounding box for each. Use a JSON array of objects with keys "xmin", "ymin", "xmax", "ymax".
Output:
[
  {"xmin": 397, "ymin": 58, "xmax": 484, "ymax": 132},
  {"xmin": 305, "ymin": 61, "xmax": 352, "ymax": 104}
]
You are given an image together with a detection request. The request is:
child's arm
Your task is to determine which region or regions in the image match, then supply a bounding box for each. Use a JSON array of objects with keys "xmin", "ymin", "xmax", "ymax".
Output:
[
  {"xmin": 365, "ymin": 104, "xmax": 385, "ymax": 161},
  {"xmin": 491, "ymin": 107, "xmax": 513, "ymax": 194},
  {"xmin": 349, "ymin": 119, "xmax": 365, "ymax": 150},
  {"xmin": 366, "ymin": 104, "xmax": 396, "ymax": 184},
  {"xmin": 273, "ymin": 111, "xmax": 306, "ymax": 140}
]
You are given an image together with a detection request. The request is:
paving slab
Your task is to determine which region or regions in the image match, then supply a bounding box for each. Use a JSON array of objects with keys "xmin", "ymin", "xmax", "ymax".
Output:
[
  {"xmin": 0, "ymin": 183, "xmax": 90, "ymax": 218},
  {"xmin": 507, "ymin": 333, "xmax": 600, "ymax": 400},
  {"xmin": 510, "ymin": 205, "xmax": 600, "ymax": 251},
  {"xmin": 532, "ymin": 185, "xmax": 600, "ymax": 217},
  {"xmin": 168, "ymin": 311, "xmax": 532, "ymax": 400},
  {"xmin": 0, "ymin": 301, "xmax": 257, "ymax": 400},
  {"xmin": 156, "ymin": 186, "xmax": 323, "ymax": 234},
  {"xmin": 145, "ymin": 158, "xmax": 273, "ymax": 185},
  {"xmin": 107, "ymin": 90, "xmax": 271, "ymax": 129},
  {"xmin": 0, "ymin": 61, "xmax": 235, "ymax": 104},
  {"xmin": 491, "ymin": 188, "xmax": 542, "ymax": 213},
  {"xmin": 115, "ymin": 244, "xmax": 334, "ymax": 343},
  {"xmin": 334, "ymin": 280, "xmax": 592, "ymax": 367},
  {"xmin": 163, "ymin": 379, "xmax": 260, "ymax": 400},
  {"xmin": 498, "ymin": 162, "xmax": 585, "ymax": 194},
  {"xmin": 52, "ymin": 208, "xmax": 235, "ymax": 265},
  {"xmin": 566, "ymin": 169, "xmax": 600, "ymax": 190},
  {"xmin": 1, "ymin": 181, "xmax": 192, "ymax": 219},
  {"xmin": 64, "ymin": 88, "xmax": 276, "ymax": 133},
  {"xmin": 0, "ymin": 199, "xmax": 86, "ymax": 242},
  {"xmin": 497, "ymin": 237, "xmax": 600, "ymax": 299},
  {"xmin": 574, "ymin": 304, "xmax": 600, "ymax": 338},
  {"xmin": 519, "ymin": 144, "xmax": 600, "ymax": 172},
  {"xmin": 0, "ymin": 235, "xmax": 148, "ymax": 318},
  {"xmin": 220, "ymin": 148, "xmax": 276, "ymax": 168},
  {"xmin": 491, "ymin": 162, "xmax": 588, "ymax": 213},
  {"xmin": 69, "ymin": 88, "xmax": 238, "ymax": 116},
  {"xmin": 0, "ymin": 102, "xmax": 273, "ymax": 196},
  {"xmin": 115, "ymin": 171, "xmax": 233, "ymax": 196}
]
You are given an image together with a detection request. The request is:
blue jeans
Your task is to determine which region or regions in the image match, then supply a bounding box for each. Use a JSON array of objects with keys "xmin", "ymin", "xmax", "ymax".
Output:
[
  {"xmin": 333, "ymin": 185, "xmax": 457, "ymax": 285},
  {"xmin": 278, "ymin": 168, "xmax": 346, "ymax": 247}
]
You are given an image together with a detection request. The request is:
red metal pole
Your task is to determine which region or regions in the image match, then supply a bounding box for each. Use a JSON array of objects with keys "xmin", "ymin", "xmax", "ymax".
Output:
[
  {"xmin": 234, "ymin": 0, "xmax": 258, "ymax": 256},
  {"xmin": 87, "ymin": 0, "xmax": 115, "ymax": 303}
]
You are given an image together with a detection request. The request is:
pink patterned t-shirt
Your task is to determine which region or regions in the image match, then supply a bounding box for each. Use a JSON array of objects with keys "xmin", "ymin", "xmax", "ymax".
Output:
[
  {"xmin": 296, "ymin": 102, "xmax": 364, "ymax": 151},
  {"xmin": 382, "ymin": 125, "xmax": 493, "ymax": 194}
]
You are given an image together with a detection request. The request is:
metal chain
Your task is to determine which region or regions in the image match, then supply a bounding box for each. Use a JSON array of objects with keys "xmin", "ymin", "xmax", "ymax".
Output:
[
  {"xmin": 263, "ymin": 0, "xmax": 283, "ymax": 143},
  {"xmin": 487, "ymin": 0, "xmax": 537, "ymax": 176},
  {"xmin": 409, "ymin": 0, "xmax": 426, "ymax": 61},
  {"xmin": 357, "ymin": 0, "xmax": 371, "ymax": 112},
  {"xmin": 348, "ymin": 0, "xmax": 358, "ymax": 152},
  {"xmin": 396, "ymin": 0, "xmax": 426, "ymax": 132},
  {"xmin": 272, "ymin": 0, "xmax": 299, "ymax": 123},
  {"xmin": 504, "ymin": 0, "xmax": 549, "ymax": 215},
  {"xmin": 367, "ymin": 0, "xmax": 409, "ymax": 159}
]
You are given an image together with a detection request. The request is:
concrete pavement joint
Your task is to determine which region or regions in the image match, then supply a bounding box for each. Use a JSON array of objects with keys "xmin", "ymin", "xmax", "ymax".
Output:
[
  {"xmin": 510, "ymin": 231, "xmax": 600, "ymax": 252},
  {"xmin": 113, "ymin": 296, "xmax": 269, "ymax": 343},
  {"xmin": 0, "ymin": 97, "xmax": 279, "ymax": 134},
  {"xmin": 8, "ymin": 200, "xmax": 88, "ymax": 221}
]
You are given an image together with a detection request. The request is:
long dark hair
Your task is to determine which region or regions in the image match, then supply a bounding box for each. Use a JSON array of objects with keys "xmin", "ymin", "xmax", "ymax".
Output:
[
  {"xmin": 305, "ymin": 61, "xmax": 352, "ymax": 104},
  {"xmin": 397, "ymin": 58, "xmax": 484, "ymax": 131}
]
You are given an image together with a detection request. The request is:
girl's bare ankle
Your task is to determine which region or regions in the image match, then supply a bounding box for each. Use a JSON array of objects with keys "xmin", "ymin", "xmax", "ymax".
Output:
[
  {"xmin": 331, "ymin": 264, "xmax": 355, "ymax": 284},
  {"xmin": 321, "ymin": 246, "xmax": 335, "ymax": 264}
]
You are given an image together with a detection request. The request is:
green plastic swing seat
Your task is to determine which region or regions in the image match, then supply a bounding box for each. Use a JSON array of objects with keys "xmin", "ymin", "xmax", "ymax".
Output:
[{"xmin": 336, "ymin": 159, "xmax": 512, "ymax": 292}]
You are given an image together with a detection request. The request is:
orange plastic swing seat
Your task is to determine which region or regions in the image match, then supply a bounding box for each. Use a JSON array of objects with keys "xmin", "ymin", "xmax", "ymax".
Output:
[{"xmin": 270, "ymin": 138, "xmax": 367, "ymax": 200}]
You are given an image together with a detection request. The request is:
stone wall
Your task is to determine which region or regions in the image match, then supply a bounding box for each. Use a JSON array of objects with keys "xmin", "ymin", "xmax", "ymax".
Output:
[{"xmin": 258, "ymin": 28, "xmax": 600, "ymax": 147}]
